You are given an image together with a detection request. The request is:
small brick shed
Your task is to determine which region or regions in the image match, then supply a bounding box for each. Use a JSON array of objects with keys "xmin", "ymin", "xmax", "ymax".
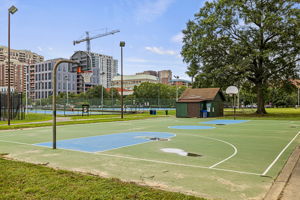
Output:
[{"xmin": 176, "ymin": 88, "xmax": 225, "ymax": 118}]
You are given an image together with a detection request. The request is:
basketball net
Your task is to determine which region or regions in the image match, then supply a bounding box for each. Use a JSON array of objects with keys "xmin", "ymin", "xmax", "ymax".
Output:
[{"xmin": 81, "ymin": 71, "xmax": 93, "ymax": 83}]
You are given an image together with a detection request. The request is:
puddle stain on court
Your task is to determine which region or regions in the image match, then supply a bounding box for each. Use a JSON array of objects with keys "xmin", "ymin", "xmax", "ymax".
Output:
[{"xmin": 161, "ymin": 148, "xmax": 202, "ymax": 157}]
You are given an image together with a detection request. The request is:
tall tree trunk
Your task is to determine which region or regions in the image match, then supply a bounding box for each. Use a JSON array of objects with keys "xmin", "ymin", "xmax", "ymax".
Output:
[{"xmin": 256, "ymin": 83, "xmax": 267, "ymax": 114}]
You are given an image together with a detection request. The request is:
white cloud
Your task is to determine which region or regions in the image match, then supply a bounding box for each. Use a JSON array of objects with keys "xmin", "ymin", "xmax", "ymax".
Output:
[
  {"xmin": 145, "ymin": 46, "xmax": 177, "ymax": 56},
  {"xmin": 48, "ymin": 47, "xmax": 53, "ymax": 51},
  {"xmin": 136, "ymin": 0, "xmax": 174, "ymax": 23},
  {"xmin": 171, "ymin": 32, "xmax": 184, "ymax": 44}
]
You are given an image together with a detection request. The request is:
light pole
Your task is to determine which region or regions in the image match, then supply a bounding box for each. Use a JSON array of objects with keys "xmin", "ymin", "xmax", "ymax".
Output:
[
  {"xmin": 100, "ymin": 72, "xmax": 105, "ymax": 108},
  {"xmin": 25, "ymin": 66, "xmax": 28, "ymax": 114},
  {"xmin": 7, "ymin": 5, "xmax": 18, "ymax": 126},
  {"xmin": 64, "ymin": 75, "xmax": 69, "ymax": 105},
  {"xmin": 174, "ymin": 75, "xmax": 179, "ymax": 101},
  {"xmin": 120, "ymin": 41, "xmax": 125, "ymax": 119},
  {"xmin": 52, "ymin": 59, "xmax": 79, "ymax": 149}
]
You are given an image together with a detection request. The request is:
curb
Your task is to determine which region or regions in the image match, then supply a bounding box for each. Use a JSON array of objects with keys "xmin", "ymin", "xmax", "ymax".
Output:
[{"xmin": 264, "ymin": 145, "xmax": 300, "ymax": 200}]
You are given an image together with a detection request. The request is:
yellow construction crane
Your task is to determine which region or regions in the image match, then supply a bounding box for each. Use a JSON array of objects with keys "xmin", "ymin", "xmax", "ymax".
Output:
[{"xmin": 73, "ymin": 29, "xmax": 120, "ymax": 53}]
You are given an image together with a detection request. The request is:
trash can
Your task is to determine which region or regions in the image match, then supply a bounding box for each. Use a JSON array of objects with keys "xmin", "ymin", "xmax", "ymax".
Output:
[
  {"xmin": 150, "ymin": 110, "xmax": 153, "ymax": 115},
  {"xmin": 165, "ymin": 110, "xmax": 168, "ymax": 115},
  {"xmin": 202, "ymin": 110, "xmax": 208, "ymax": 118},
  {"xmin": 153, "ymin": 110, "xmax": 156, "ymax": 115}
]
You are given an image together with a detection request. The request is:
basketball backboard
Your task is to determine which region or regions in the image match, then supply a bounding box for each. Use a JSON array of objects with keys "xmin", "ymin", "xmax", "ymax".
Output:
[
  {"xmin": 225, "ymin": 86, "xmax": 239, "ymax": 95},
  {"xmin": 69, "ymin": 51, "xmax": 92, "ymax": 72}
]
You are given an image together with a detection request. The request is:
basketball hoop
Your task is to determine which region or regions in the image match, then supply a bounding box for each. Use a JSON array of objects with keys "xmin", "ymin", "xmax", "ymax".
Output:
[
  {"xmin": 226, "ymin": 86, "xmax": 239, "ymax": 120},
  {"xmin": 226, "ymin": 86, "xmax": 239, "ymax": 95},
  {"xmin": 81, "ymin": 71, "xmax": 93, "ymax": 83}
]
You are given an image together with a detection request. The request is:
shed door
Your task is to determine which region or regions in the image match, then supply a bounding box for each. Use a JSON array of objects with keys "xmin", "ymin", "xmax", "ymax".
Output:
[{"xmin": 187, "ymin": 103, "xmax": 200, "ymax": 118}]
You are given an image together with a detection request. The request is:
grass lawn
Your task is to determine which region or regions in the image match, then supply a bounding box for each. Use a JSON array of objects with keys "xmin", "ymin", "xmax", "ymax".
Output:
[
  {"xmin": 0, "ymin": 156, "xmax": 203, "ymax": 200},
  {"xmin": 0, "ymin": 113, "xmax": 52, "ymax": 125},
  {"xmin": 224, "ymin": 108, "xmax": 300, "ymax": 120},
  {"xmin": 0, "ymin": 113, "xmax": 167, "ymax": 130}
]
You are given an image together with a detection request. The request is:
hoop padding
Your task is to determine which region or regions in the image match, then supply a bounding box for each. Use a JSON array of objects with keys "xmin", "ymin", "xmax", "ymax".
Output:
[{"xmin": 81, "ymin": 71, "xmax": 93, "ymax": 83}]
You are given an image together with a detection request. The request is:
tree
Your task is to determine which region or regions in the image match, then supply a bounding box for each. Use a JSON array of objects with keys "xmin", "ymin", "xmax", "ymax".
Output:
[
  {"xmin": 85, "ymin": 85, "xmax": 109, "ymax": 99},
  {"xmin": 181, "ymin": 0, "xmax": 300, "ymax": 114},
  {"xmin": 109, "ymin": 88, "xmax": 120, "ymax": 99},
  {"xmin": 133, "ymin": 82, "xmax": 186, "ymax": 100},
  {"xmin": 186, "ymin": 60, "xmax": 200, "ymax": 84}
]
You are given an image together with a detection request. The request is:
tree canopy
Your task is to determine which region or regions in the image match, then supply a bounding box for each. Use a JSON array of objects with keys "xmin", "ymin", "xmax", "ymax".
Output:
[
  {"xmin": 133, "ymin": 82, "xmax": 186, "ymax": 99},
  {"xmin": 182, "ymin": 0, "xmax": 300, "ymax": 114}
]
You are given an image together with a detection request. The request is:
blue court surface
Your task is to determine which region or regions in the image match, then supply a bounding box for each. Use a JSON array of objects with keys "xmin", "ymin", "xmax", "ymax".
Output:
[
  {"xmin": 200, "ymin": 120, "xmax": 248, "ymax": 125},
  {"xmin": 35, "ymin": 132, "xmax": 175, "ymax": 152},
  {"xmin": 168, "ymin": 125, "xmax": 215, "ymax": 130}
]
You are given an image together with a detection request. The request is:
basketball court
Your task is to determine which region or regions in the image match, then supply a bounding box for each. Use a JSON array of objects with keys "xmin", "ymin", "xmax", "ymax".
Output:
[{"xmin": 0, "ymin": 117, "xmax": 299, "ymax": 200}]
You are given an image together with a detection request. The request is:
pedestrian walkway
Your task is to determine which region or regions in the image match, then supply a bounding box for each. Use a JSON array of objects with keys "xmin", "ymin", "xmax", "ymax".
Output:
[
  {"xmin": 264, "ymin": 146, "xmax": 300, "ymax": 200},
  {"xmin": 280, "ymin": 148, "xmax": 300, "ymax": 200}
]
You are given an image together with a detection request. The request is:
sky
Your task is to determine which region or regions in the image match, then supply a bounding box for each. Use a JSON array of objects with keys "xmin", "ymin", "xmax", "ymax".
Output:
[{"xmin": 0, "ymin": 0, "xmax": 207, "ymax": 80}]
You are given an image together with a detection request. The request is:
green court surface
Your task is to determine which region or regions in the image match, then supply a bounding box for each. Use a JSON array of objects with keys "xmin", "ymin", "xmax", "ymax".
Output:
[{"xmin": 0, "ymin": 117, "xmax": 299, "ymax": 200}]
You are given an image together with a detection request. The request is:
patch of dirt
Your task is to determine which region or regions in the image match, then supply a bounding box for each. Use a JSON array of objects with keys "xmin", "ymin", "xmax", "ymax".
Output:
[{"xmin": 213, "ymin": 176, "xmax": 249, "ymax": 192}]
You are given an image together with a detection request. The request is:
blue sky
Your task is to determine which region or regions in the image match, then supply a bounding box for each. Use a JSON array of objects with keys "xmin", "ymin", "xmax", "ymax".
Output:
[{"xmin": 0, "ymin": 0, "xmax": 207, "ymax": 80}]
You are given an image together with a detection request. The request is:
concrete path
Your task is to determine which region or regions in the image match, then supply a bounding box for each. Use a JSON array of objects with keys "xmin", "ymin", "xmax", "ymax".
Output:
[
  {"xmin": 264, "ymin": 146, "xmax": 300, "ymax": 200},
  {"xmin": 280, "ymin": 148, "xmax": 300, "ymax": 200}
]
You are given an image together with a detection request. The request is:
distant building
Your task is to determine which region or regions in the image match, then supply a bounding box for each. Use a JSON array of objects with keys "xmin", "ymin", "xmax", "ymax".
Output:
[
  {"xmin": 0, "ymin": 46, "xmax": 44, "ymax": 93},
  {"xmin": 0, "ymin": 60, "xmax": 26, "ymax": 93},
  {"xmin": 26, "ymin": 59, "xmax": 77, "ymax": 100},
  {"xmin": 169, "ymin": 79, "xmax": 191, "ymax": 87},
  {"xmin": 112, "ymin": 74, "xmax": 158, "ymax": 91},
  {"xmin": 136, "ymin": 70, "xmax": 172, "ymax": 84},
  {"xmin": 0, "ymin": 45, "xmax": 44, "ymax": 64},
  {"xmin": 158, "ymin": 70, "xmax": 172, "ymax": 84},
  {"xmin": 106, "ymin": 87, "xmax": 133, "ymax": 96},
  {"xmin": 136, "ymin": 70, "xmax": 158, "ymax": 77},
  {"xmin": 70, "ymin": 51, "xmax": 118, "ymax": 93},
  {"xmin": 291, "ymin": 79, "xmax": 300, "ymax": 88},
  {"xmin": 0, "ymin": 86, "xmax": 15, "ymax": 93}
]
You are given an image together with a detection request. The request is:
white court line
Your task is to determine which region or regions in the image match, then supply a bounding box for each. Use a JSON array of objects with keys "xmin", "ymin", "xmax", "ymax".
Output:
[
  {"xmin": 95, "ymin": 152, "xmax": 261, "ymax": 176},
  {"xmin": 209, "ymin": 139, "xmax": 238, "ymax": 168},
  {"xmin": 183, "ymin": 134, "xmax": 238, "ymax": 168},
  {"xmin": 262, "ymin": 131, "xmax": 300, "ymax": 176},
  {"xmin": 0, "ymin": 138, "xmax": 260, "ymax": 176}
]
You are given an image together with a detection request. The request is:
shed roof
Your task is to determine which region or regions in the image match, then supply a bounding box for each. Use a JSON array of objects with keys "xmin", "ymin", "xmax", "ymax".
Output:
[{"xmin": 178, "ymin": 88, "xmax": 224, "ymax": 103}]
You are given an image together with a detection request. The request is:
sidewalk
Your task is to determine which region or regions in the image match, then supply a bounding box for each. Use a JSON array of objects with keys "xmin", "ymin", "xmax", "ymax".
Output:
[
  {"xmin": 280, "ymin": 148, "xmax": 300, "ymax": 200},
  {"xmin": 264, "ymin": 146, "xmax": 300, "ymax": 200}
]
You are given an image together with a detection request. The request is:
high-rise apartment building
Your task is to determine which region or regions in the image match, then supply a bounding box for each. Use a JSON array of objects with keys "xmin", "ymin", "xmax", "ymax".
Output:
[
  {"xmin": 0, "ymin": 46, "xmax": 44, "ymax": 93},
  {"xmin": 71, "ymin": 51, "xmax": 118, "ymax": 93},
  {"xmin": 0, "ymin": 59, "xmax": 26, "ymax": 92},
  {"xmin": 26, "ymin": 59, "xmax": 77, "ymax": 99}
]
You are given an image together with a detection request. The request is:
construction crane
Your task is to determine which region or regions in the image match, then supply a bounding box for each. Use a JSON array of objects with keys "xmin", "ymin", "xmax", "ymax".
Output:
[{"xmin": 73, "ymin": 29, "xmax": 120, "ymax": 53}]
